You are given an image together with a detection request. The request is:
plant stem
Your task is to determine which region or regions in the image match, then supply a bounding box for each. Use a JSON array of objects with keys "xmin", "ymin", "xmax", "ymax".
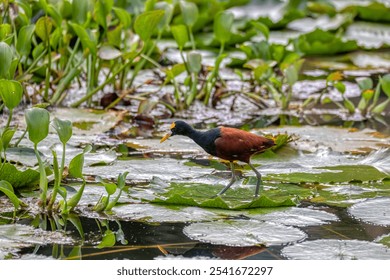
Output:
[{"xmin": 35, "ymin": 144, "xmax": 48, "ymax": 209}]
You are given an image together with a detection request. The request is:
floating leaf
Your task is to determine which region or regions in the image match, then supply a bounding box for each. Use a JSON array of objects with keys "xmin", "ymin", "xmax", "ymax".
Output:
[
  {"xmin": 268, "ymin": 165, "xmax": 389, "ymax": 184},
  {"xmin": 348, "ymin": 197, "xmax": 390, "ymax": 226},
  {"xmin": 0, "ymin": 163, "xmax": 40, "ymax": 189},
  {"xmin": 183, "ymin": 220, "xmax": 306, "ymax": 247},
  {"xmin": 150, "ymin": 182, "xmax": 297, "ymax": 210},
  {"xmin": 282, "ymin": 239, "xmax": 390, "ymax": 260}
]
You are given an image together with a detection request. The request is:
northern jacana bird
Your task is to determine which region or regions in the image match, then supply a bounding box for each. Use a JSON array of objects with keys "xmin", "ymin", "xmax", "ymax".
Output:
[{"xmin": 160, "ymin": 121, "xmax": 275, "ymax": 197}]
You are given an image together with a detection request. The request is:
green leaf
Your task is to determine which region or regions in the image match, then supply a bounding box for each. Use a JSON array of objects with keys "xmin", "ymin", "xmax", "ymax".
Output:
[
  {"xmin": 134, "ymin": 10, "xmax": 165, "ymax": 42},
  {"xmin": 343, "ymin": 98, "xmax": 355, "ymax": 114},
  {"xmin": 69, "ymin": 153, "xmax": 84, "ymax": 179},
  {"xmin": 251, "ymin": 21, "xmax": 269, "ymax": 40},
  {"xmin": 1, "ymin": 128, "xmax": 15, "ymax": 151},
  {"xmin": 187, "ymin": 51, "xmax": 202, "ymax": 74},
  {"xmin": 380, "ymin": 74, "xmax": 390, "ymax": 97},
  {"xmin": 66, "ymin": 181, "xmax": 85, "ymax": 210},
  {"xmin": 179, "ymin": 0, "xmax": 198, "ymax": 28},
  {"xmin": 0, "ymin": 80, "xmax": 23, "ymax": 110},
  {"xmin": 149, "ymin": 182, "xmax": 298, "ymax": 210},
  {"xmin": 69, "ymin": 23, "xmax": 97, "ymax": 54},
  {"xmin": 0, "ymin": 42, "xmax": 12, "ymax": 79},
  {"xmin": 96, "ymin": 230, "xmax": 116, "ymax": 248},
  {"xmin": 171, "ymin": 24, "xmax": 189, "ymax": 50},
  {"xmin": 268, "ymin": 165, "xmax": 389, "ymax": 184},
  {"xmin": 0, "ymin": 180, "xmax": 21, "ymax": 209},
  {"xmin": 155, "ymin": 2, "xmax": 174, "ymax": 31},
  {"xmin": 0, "ymin": 24, "xmax": 12, "ymax": 41},
  {"xmin": 35, "ymin": 16, "xmax": 53, "ymax": 42},
  {"xmin": 95, "ymin": 0, "xmax": 114, "ymax": 30},
  {"xmin": 16, "ymin": 24, "xmax": 35, "ymax": 57},
  {"xmin": 334, "ymin": 81, "xmax": 346, "ymax": 94},
  {"xmin": 0, "ymin": 162, "xmax": 40, "ymax": 188},
  {"xmin": 372, "ymin": 99, "xmax": 390, "ymax": 114},
  {"xmin": 113, "ymin": 7, "xmax": 131, "ymax": 29},
  {"xmin": 357, "ymin": 77, "xmax": 373, "ymax": 91},
  {"xmin": 293, "ymin": 29, "xmax": 358, "ymax": 55},
  {"xmin": 52, "ymin": 118, "xmax": 73, "ymax": 145},
  {"xmin": 72, "ymin": 0, "xmax": 93, "ymax": 24},
  {"xmin": 25, "ymin": 108, "xmax": 50, "ymax": 145},
  {"xmin": 214, "ymin": 11, "xmax": 234, "ymax": 45}
]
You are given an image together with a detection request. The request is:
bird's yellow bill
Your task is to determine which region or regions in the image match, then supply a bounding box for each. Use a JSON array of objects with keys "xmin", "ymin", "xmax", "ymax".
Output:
[{"xmin": 160, "ymin": 133, "xmax": 171, "ymax": 143}]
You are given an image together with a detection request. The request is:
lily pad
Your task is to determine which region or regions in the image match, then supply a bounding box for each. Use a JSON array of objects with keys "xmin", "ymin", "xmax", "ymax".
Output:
[
  {"xmin": 149, "ymin": 182, "xmax": 297, "ymax": 210},
  {"xmin": 183, "ymin": 220, "xmax": 307, "ymax": 247},
  {"xmin": 282, "ymin": 239, "xmax": 390, "ymax": 260},
  {"xmin": 248, "ymin": 207, "xmax": 339, "ymax": 227},
  {"xmin": 50, "ymin": 108, "xmax": 124, "ymax": 135},
  {"xmin": 0, "ymin": 163, "xmax": 40, "ymax": 188},
  {"xmin": 268, "ymin": 165, "xmax": 389, "ymax": 184},
  {"xmin": 110, "ymin": 203, "xmax": 220, "ymax": 223},
  {"xmin": 348, "ymin": 197, "xmax": 390, "ymax": 226},
  {"xmin": 0, "ymin": 224, "xmax": 74, "ymax": 250}
]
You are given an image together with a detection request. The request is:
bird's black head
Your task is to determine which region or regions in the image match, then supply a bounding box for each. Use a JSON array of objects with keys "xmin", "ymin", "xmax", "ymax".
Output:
[{"xmin": 160, "ymin": 121, "xmax": 194, "ymax": 143}]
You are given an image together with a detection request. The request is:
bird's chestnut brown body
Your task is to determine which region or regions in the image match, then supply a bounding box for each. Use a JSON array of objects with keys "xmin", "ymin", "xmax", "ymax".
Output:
[
  {"xmin": 160, "ymin": 121, "xmax": 275, "ymax": 197},
  {"xmin": 215, "ymin": 127, "xmax": 275, "ymax": 163}
]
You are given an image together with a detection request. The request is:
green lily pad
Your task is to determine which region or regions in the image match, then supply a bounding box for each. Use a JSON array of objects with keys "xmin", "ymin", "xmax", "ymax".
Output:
[
  {"xmin": 149, "ymin": 182, "xmax": 297, "ymax": 210},
  {"xmin": 0, "ymin": 163, "xmax": 40, "ymax": 188},
  {"xmin": 267, "ymin": 165, "xmax": 389, "ymax": 184},
  {"xmin": 292, "ymin": 29, "xmax": 358, "ymax": 55}
]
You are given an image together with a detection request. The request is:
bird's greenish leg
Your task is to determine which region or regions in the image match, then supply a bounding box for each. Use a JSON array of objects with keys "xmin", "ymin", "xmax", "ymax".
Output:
[
  {"xmin": 216, "ymin": 162, "xmax": 236, "ymax": 196},
  {"xmin": 248, "ymin": 162, "xmax": 262, "ymax": 197}
]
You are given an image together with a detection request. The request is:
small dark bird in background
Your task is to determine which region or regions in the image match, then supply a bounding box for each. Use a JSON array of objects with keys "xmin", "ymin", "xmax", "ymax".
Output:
[{"xmin": 160, "ymin": 121, "xmax": 275, "ymax": 197}]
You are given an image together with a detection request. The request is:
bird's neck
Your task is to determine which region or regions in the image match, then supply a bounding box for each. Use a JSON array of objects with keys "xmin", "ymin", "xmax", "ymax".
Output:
[{"xmin": 186, "ymin": 127, "xmax": 204, "ymax": 141}]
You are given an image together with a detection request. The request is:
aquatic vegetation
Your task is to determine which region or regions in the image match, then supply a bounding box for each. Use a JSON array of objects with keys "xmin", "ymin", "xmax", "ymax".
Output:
[{"xmin": 0, "ymin": 0, "xmax": 389, "ymax": 260}]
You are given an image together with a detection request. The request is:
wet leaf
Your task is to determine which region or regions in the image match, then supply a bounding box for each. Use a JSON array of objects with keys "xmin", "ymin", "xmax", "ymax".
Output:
[
  {"xmin": 16, "ymin": 24, "xmax": 35, "ymax": 57},
  {"xmin": 150, "ymin": 182, "xmax": 296, "ymax": 210},
  {"xmin": 96, "ymin": 230, "xmax": 116, "ymax": 249},
  {"xmin": 98, "ymin": 45, "xmax": 122, "ymax": 60},
  {"xmin": 268, "ymin": 165, "xmax": 389, "ymax": 184},
  {"xmin": 0, "ymin": 163, "xmax": 40, "ymax": 188},
  {"xmin": 293, "ymin": 29, "xmax": 358, "ymax": 55},
  {"xmin": 248, "ymin": 207, "xmax": 338, "ymax": 227},
  {"xmin": 282, "ymin": 239, "xmax": 390, "ymax": 260},
  {"xmin": 348, "ymin": 197, "xmax": 390, "ymax": 226},
  {"xmin": 183, "ymin": 220, "xmax": 306, "ymax": 247},
  {"xmin": 110, "ymin": 203, "xmax": 220, "ymax": 223}
]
